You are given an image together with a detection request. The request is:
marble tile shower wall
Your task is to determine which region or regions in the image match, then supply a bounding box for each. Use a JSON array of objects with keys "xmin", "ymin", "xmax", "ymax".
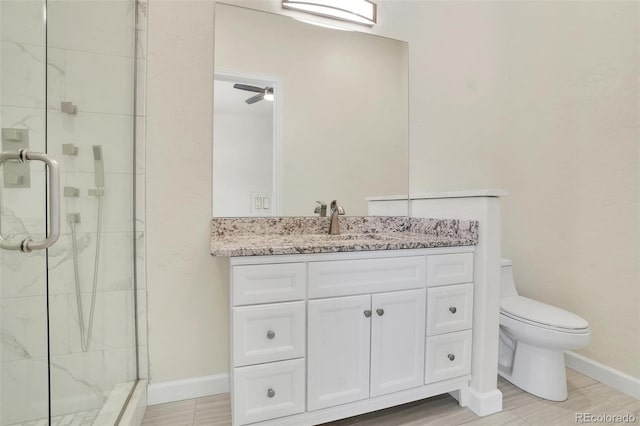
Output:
[{"xmin": 0, "ymin": 1, "xmax": 147, "ymax": 424}]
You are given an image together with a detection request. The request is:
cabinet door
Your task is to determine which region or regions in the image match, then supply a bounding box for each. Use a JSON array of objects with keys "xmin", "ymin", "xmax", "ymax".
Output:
[
  {"xmin": 370, "ymin": 289, "xmax": 426, "ymax": 397},
  {"xmin": 307, "ymin": 295, "xmax": 371, "ymax": 411}
]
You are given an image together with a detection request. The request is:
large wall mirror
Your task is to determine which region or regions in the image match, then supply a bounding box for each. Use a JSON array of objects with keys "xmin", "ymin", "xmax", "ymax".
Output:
[{"xmin": 213, "ymin": 3, "xmax": 409, "ymax": 217}]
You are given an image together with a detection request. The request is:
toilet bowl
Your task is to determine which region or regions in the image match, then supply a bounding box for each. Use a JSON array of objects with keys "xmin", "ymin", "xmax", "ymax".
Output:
[{"xmin": 498, "ymin": 259, "xmax": 590, "ymax": 401}]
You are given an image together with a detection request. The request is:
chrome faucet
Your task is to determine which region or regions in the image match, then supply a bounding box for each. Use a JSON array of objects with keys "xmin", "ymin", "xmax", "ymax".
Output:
[
  {"xmin": 328, "ymin": 200, "xmax": 345, "ymax": 235},
  {"xmin": 314, "ymin": 201, "xmax": 327, "ymax": 217}
]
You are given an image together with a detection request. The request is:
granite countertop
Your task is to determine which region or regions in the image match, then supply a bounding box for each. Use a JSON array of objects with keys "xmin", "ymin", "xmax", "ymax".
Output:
[{"xmin": 211, "ymin": 216, "xmax": 478, "ymax": 257}]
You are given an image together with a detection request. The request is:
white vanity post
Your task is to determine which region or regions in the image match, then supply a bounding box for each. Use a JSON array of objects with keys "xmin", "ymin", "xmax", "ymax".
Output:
[{"xmin": 368, "ymin": 190, "xmax": 507, "ymax": 416}]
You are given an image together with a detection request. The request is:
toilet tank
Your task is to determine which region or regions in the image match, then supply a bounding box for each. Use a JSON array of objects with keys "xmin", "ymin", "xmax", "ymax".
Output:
[{"xmin": 500, "ymin": 258, "xmax": 519, "ymax": 298}]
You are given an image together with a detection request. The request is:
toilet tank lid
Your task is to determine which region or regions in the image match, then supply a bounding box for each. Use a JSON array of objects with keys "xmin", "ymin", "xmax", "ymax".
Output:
[
  {"xmin": 501, "ymin": 258, "xmax": 512, "ymax": 267},
  {"xmin": 501, "ymin": 296, "xmax": 589, "ymax": 330}
]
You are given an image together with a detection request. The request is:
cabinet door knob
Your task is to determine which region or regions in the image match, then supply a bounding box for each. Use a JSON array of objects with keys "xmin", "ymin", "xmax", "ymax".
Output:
[
  {"xmin": 364, "ymin": 310, "xmax": 372, "ymax": 318},
  {"xmin": 449, "ymin": 306, "xmax": 457, "ymax": 314},
  {"xmin": 267, "ymin": 330, "xmax": 275, "ymax": 340},
  {"xmin": 267, "ymin": 388, "xmax": 276, "ymax": 398},
  {"xmin": 447, "ymin": 353, "xmax": 456, "ymax": 361},
  {"xmin": 376, "ymin": 308, "xmax": 384, "ymax": 316}
]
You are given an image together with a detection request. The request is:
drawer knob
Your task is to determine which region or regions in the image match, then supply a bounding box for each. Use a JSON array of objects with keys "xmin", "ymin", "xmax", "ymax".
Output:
[
  {"xmin": 448, "ymin": 353, "xmax": 456, "ymax": 361},
  {"xmin": 267, "ymin": 330, "xmax": 276, "ymax": 340},
  {"xmin": 449, "ymin": 306, "xmax": 457, "ymax": 314},
  {"xmin": 376, "ymin": 308, "xmax": 384, "ymax": 316},
  {"xmin": 364, "ymin": 310, "xmax": 372, "ymax": 318},
  {"xmin": 267, "ymin": 388, "xmax": 276, "ymax": 398}
]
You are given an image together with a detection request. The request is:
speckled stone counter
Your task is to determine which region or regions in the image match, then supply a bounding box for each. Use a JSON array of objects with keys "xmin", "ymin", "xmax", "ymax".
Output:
[{"xmin": 211, "ymin": 216, "xmax": 478, "ymax": 257}]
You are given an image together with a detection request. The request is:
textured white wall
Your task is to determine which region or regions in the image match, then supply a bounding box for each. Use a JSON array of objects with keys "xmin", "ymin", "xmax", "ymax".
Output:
[
  {"xmin": 496, "ymin": 2, "xmax": 639, "ymax": 379},
  {"xmin": 402, "ymin": 1, "xmax": 640, "ymax": 378},
  {"xmin": 146, "ymin": 0, "xmax": 228, "ymax": 383}
]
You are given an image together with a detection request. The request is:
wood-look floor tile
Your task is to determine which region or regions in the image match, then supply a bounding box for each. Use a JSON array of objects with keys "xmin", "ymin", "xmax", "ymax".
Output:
[
  {"xmin": 194, "ymin": 394, "xmax": 232, "ymax": 425},
  {"xmin": 142, "ymin": 399, "xmax": 196, "ymax": 426},
  {"xmin": 584, "ymin": 382, "xmax": 640, "ymax": 408},
  {"xmin": 550, "ymin": 387, "xmax": 609, "ymax": 412},
  {"xmin": 397, "ymin": 396, "xmax": 479, "ymax": 426},
  {"xmin": 566, "ymin": 368, "xmax": 598, "ymax": 391},
  {"xmin": 627, "ymin": 399, "xmax": 640, "ymax": 417},
  {"xmin": 324, "ymin": 394, "xmax": 478, "ymax": 426},
  {"xmin": 144, "ymin": 399, "xmax": 196, "ymax": 418},
  {"xmin": 141, "ymin": 416, "xmax": 194, "ymax": 426},
  {"xmin": 193, "ymin": 419, "xmax": 230, "ymax": 426},
  {"xmin": 510, "ymin": 387, "xmax": 622, "ymax": 426},
  {"xmin": 322, "ymin": 396, "xmax": 446, "ymax": 425},
  {"xmin": 460, "ymin": 410, "xmax": 529, "ymax": 426},
  {"xmin": 497, "ymin": 376, "xmax": 544, "ymax": 410},
  {"xmin": 511, "ymin": 400, "xmax": 583, "ymax": 426}
]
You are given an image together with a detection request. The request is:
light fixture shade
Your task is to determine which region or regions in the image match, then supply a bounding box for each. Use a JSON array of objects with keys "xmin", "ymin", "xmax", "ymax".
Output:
[
  {"xmin": 282, "ymin": 0, "xmax": 377, "ymax": 27},
  {"xmin": 264, "ymin": 88, "xmax": 274, "ymax": 101}
]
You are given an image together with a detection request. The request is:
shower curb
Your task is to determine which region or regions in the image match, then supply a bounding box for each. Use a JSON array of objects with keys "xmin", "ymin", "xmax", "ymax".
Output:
[{"xmin": 118, "ymin": 379, "xmax": 148, "ymax": 425}]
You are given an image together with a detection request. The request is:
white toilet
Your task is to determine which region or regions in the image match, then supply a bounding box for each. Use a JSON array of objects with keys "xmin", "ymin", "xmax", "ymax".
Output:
[{"xmin": 498, "ymin": 258, "xmax": 591, "ymax": 401}]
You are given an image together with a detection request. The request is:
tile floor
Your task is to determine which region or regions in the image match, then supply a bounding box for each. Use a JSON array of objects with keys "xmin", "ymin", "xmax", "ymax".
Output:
[{"xmin": 142, "ymin": 369, "xmax": 640, "ymax": 426}]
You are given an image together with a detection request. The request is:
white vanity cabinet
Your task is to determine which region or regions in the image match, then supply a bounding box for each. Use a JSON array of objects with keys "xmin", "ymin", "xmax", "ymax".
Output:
[
  {"xmin": 229, "ymin": 247, "xmax": 475, "ymax": 426},
  {"xmin": 307, "ymin": 288, "xmax": 426, "ymax": 411}
]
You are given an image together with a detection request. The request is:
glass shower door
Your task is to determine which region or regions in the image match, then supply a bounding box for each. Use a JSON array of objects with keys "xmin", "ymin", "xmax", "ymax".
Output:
[
  {"xmin": 1, "ymin": 1, "xmax": 139, "ymax": 424},
  {"xmin": 46, "ymin": 0, "xmax": 138, "ymax": 424},
  {"xmin": 1, "ymin": 1, "xmax": 54, "ymax": 424}
]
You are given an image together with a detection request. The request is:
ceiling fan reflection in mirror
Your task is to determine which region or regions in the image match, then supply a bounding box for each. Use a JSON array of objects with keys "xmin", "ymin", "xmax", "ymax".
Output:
[{"xmin": 233, "ymin": 83, "xmax": 275, "ymax": 104}]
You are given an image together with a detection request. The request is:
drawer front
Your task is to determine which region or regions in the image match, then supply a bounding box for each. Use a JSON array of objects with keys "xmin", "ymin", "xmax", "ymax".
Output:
[
  {"xmin": 308, "ymin": 256, "xmax": 426, "ymax": 298},
  {"xmin": 425, "ymin": 330, "xmax": 472, "ymax": 384},
  {"xmin": 233, "ymin": 263, "xmax": 306, "ymax": 306},
  {"xmin": 233, "ymin": 359, "xmax": 305, "ymax": 425},
  {"xmin": 426, "ymin": 253, "xmax": 474, "ymax": 287},
  {"xmin": 427, "ymin": 283, "xmax": 474, "ymax": 336},
  {"xmin": 233, "ymin": 301, "xmax": 305, "ymax": 367}
]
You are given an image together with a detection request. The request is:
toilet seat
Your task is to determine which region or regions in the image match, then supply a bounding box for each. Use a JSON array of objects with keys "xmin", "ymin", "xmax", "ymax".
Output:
[{"xmin": 500, "ymin": 296, "xmax": 589, "ymax": 334}]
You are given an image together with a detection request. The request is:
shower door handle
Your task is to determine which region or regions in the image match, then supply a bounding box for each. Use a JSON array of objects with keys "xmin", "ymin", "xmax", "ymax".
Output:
[{"xmin": 0, "ymin": 149, "xmax": 60, "ymax": 252}]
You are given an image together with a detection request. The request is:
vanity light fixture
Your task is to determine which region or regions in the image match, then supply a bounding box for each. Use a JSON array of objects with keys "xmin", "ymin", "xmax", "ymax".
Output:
[
  {"xmin": 294, "ymin": 17, "xmax": 354, "ymax": 31},
  {"xmin": 282, "ymin": 0, "xmax": 377, "ymax": 27}
]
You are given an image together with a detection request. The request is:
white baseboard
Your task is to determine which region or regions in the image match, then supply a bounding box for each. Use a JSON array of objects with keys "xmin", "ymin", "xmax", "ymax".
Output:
[
  {"xmin": 459, "ymin": 387, "xmax": 503, "ymax": 417},
  {"xmin": 565, "ymin": 351, "xmax": 640, "ymax": 400},
  {"xmin": 147, "ymin": 373, "xmax": 229, "ymax": 406}
]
